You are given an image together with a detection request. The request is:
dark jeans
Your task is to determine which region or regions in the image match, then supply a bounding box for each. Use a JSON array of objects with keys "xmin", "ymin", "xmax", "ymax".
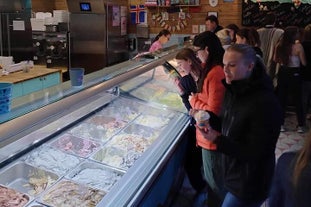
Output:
[
  {"xmin": 277, "ymin": 66, "xmax": 304, "ymax": 126},
  {"xmin": 184, "ymin": 125, "xmax": 207, "ymax": 192},
  {"xmin": 222, "ymin": 192, "xmax": 265, "ymax": 207}
]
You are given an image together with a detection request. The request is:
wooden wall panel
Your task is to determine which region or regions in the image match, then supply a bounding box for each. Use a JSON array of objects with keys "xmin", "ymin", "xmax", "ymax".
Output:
[
  {"xmin": 55, "ymin": 0, "xmax": 68, "ymax": 10},
  {"xmin": 32, "ymin": 0, "xmax": 68, "ymax": 12},
  {"xmin": 32, "ymin": 0, "xmax": 241, "ymax": 35},
  {"xmin": 32, "ymin": 0, "xmax": 55, "ymax": 12},
  {"xmin": 141, "ymin": 0, "xmax": 242, "ymax": 34}
]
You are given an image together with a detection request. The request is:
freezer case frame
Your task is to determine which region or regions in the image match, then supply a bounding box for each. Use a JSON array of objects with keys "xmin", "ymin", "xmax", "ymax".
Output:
[{"xmin": 0, "ymin": 46, "xmax": 189, "ymax": 206}]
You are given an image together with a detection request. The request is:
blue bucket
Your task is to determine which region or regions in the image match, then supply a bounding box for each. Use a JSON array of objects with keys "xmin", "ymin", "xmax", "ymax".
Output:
[{"xmin": 0, "ymin": 82, "xmax": 12, "ymax": 98}]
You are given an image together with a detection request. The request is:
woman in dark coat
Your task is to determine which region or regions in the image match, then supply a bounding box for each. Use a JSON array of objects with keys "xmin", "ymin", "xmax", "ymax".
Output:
[{"xmin": 198, "ymin": 44, "xmax": 282, "ymax": 206}]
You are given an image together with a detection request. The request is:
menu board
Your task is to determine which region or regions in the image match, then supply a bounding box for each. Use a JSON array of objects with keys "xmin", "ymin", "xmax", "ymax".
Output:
[{"xmin": 242, "ymin": 1, "xmax": 311, "ymax": 27}]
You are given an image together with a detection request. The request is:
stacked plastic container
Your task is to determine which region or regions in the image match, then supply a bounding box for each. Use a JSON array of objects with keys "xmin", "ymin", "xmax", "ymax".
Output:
[{"xmin": 0, "ymin": 83, "xmax": 12, "ymax": 114}]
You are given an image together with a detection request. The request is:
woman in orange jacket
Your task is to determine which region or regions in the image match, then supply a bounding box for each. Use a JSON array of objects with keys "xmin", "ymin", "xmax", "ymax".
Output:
[{"xmin": 190, "ymin": 31, "xmax": 226, "ymax": 207}]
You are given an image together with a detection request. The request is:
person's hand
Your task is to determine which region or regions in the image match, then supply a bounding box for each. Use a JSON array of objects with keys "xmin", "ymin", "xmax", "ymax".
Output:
[
  {"xmin": 196, "ymin": 123, "xmax": 220, "ymax": 142},
  {"xmin": 189, "ymin": 92, "xmax": 197, "ymax": 103},
  {"xmin": 173, "ymin": 78, "xmax": 184, "ymax": 94},
  {"xmin": 196, "ymin": 47, "xmax": 209, "ymax": 64},
  {"xmin": 189, "ymin": 108, "xmax": 198, "ymax": 118}
]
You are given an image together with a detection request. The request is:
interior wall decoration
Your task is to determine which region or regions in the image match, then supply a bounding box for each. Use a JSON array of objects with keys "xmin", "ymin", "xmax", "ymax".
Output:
[
  {"xmin": 242, "ymin": 0, "xmax": 311, "ymax": 27},
  {"xmin": 130, "ymin": 4, "xmax": 147, "ymax": 24},
  {"xmin": 151, "ymin": 8, "xmax": 192, "ymax": 32}
]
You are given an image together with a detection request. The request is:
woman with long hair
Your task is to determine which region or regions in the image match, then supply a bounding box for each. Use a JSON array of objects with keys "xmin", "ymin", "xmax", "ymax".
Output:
[
  {"xmin": 149, "ymin": 29, "xmax": 171, "ymax": 52},
  {"xmin": 190, "ymin": 31, "xmax": 226, "ymax": 207},
  {"xmin": 174, "ymin": 48, "xmax": 208, "ymax": 204},
  {"xmin": 235, "ymin": 28, "xmax": 263, "ymax": 57},
  {"xmin": 301, "ymin": 24, "xmax": 311, "ymax": 126},
  {"xmin": 274, "ymin": 26, "xmax": 306, "ymax": 133},
  {"xmin": 269, "ymin": 131, "xmax": 311, "ymax": 207}
]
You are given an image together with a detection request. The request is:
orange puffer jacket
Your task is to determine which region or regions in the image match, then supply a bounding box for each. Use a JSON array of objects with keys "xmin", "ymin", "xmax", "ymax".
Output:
[{"xmin": 190, "ymin": 65, "xmax": 225, "ymax": 150}]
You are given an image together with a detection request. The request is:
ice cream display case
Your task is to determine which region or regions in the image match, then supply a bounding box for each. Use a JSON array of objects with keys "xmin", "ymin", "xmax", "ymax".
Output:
[{"xmin": 0, "ymin": 46, "xmax": 191, "ymax": 206}]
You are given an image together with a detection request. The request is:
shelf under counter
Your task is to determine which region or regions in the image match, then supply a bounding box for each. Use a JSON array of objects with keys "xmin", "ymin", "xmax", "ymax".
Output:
[{"xmin": 0, "ymin": 66, "xmax": 62, "ymax": 98}]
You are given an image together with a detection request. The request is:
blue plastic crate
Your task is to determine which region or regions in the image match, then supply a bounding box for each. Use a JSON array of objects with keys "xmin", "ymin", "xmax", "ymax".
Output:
[{"xmin": 0, "ymin": 82, "xmax": 12, "ymax": 98}]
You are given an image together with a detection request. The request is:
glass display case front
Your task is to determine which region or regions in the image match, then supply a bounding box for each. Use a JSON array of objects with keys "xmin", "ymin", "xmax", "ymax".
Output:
[{"xmin": 0, "ymin": 46, "xmax": 191, "ymax": 206}]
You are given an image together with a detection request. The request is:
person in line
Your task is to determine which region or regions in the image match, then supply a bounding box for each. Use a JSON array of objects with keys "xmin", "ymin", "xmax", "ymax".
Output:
[
  {"xmin": 205, "ymin": 15, "xmax": 223, "ymax": 34},
  {"xmin": 225, "ymin": 24, "xmax": 239, "ymax": 44},
  {"xmin": 190, "ymin": 31, "xmax": 226, "ymax": 207},
  {"xmin": 174, "ymin": 48, "xmax": 208, "ymax": 203},
  {"xmin": 274, "ymin": 26, "xmax": 307, "ymax": 133},
  {"xmin": 197, "ymin": 44, "xmax": 282, "ymax": 207},
  {"xmin": 257, "ymin": 12, "xmax": 284, "ymax": 77},
  {"xmin": 149, "ymin": 29, "xmax": 171, "ymax": 52},
  {"xmin": 216, "ymin": 29, "xmax": 232, "ymax": 50},
  {"xmin": 301, "ymin": 24, "xmax": 311, "ymax": 125},
  {"xmin": 269, "ymin": 132, "xmax": 311, "ymax": 207},
  {"xmin": 235, "ymin": 28, "xmax": 263, "ymax": 57}
]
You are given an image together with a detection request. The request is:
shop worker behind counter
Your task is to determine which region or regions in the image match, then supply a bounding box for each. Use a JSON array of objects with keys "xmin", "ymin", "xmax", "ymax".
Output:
[
  {"xmin": 149, "ymin": 29, "xmax": 171, "ymax": 52},
  {"xmin": 205, "ymin": 15, "xmax": 223, "ymax": 34},
  {"xmin": 197, "ymin": 44, "xmax": 282, "ymax": 207}
]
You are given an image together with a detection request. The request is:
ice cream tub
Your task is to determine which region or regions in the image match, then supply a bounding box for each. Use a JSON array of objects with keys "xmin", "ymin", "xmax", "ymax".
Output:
[
  {"xmin": 91, "ymin": 145, "xmax": 142, "ymax": 171},
  {"xmin": 50, "ymin": 133, "xmax": 101, "ymax": 158},
  {"xmin": 123, "ymin": 123, "xmax": 159, "ymax": 140},
  {"xmin": 39, "ymin": 179, "xmax": 106, "ymax": 207},
  {"xmin": 0, "ymin": 184, "xmax": 30, "ymax": 207},
  {"xmin": 87, "ymin": 115, "xmax": 128, "ymax": 135},
  {"xmin": 69, "ymin": 122, "xmax": 116, "ymax": 143},
  {"xmin": 97, "ymin": 101, "xmax": 140, "ymax": 122},
  {"xmin": 24, "ymin": 145, "xmax": 82, "ymax": 176},
  {"xmin": 0, "ymin": 161, "xmax": 59, "ymax": 196},
  {"xmin": 134, "ymin": 114, "xmax": 171, "ymax": 129},
  {"xmin": 66, "ymin": 160, "xmax": 124, "ymax": 192}
]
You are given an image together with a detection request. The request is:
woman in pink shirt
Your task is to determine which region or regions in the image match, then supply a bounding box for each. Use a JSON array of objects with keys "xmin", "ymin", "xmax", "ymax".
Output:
[{"xmin": 149, "ymin": 29, "xmax": 171, "ymax": 52}]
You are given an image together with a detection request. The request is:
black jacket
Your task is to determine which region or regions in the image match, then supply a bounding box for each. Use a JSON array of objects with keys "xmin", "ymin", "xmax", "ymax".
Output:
[
  {"xmin": 302, "ymin": 41, "xmax": 311, "ymax": 82},
  {"xmin": 215, "ymin": 59, "xmax": 282, "ymax": 201},
  {"xmin": 179, "ymin": 74, "xmax": 197, "ymax": 111},
  {"xmin": 269, "ymin": 152, "xmax": 311, "ymax": 207}
]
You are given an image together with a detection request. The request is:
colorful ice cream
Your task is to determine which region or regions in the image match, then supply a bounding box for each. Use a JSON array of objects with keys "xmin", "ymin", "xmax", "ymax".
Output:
[
  {"xmin": 92, "ymin": 146, "xmax": 141, "ymax": 170},
  {"xmin": 87, "ymin": 115, "xmax": 127, "ymax": 137},
  {"xmin": 25, "ymin": 168, "xmax": 58, "ymax": 195},
  {"xmin": 110, "ymin": 133, "xmax": 152, "ymax": 153},
  {"xmin": 134, "ymin": 114, "xmax": 170, "ymax": 129},
  {"xmin": 24, "ymin": 145, "xmax": 81, "ymax": 175},
  {"xmin": 51, "ymin": 134, "xmax": 100, "ymax": 158},
  {"xmin": 41, "ymin": 180, "xmax": 105, "ymax": 207},
  {"xmin": 70, "ymin": 167, "xmax": 123, "ymax": 192},
  {"xmin": 70, "ymin": 123, "xmax": 111, "ymax": 142},
  {"xmin": 0, "ymin": 185, "xmax": 29, "ymax": 207}
]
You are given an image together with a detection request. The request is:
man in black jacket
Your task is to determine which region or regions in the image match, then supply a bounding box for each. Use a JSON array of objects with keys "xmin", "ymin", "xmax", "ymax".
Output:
[
  {"xmin": 198, "ymin": 44, "xmax": 282, "ymax": 206},
  {"xmin": 205, "ymin": 15, "xmax": 223, "ymax": 34}
]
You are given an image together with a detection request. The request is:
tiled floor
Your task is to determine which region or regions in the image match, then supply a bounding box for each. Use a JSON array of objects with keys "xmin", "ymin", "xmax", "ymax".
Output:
[{"xmin": 169, "ymin": 112, "xmax": 308, "ymax": 207}]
